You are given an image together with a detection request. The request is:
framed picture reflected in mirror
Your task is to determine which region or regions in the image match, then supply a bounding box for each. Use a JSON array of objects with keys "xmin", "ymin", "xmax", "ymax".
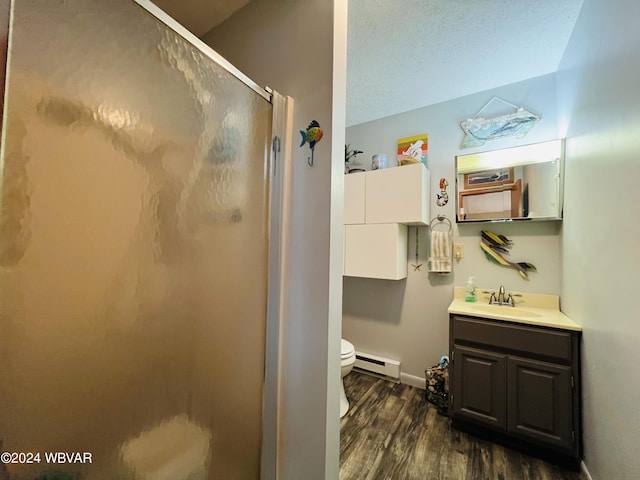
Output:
[{"xmin": 464, "ymin": 167, "xmax": 514, "ymax": 189}]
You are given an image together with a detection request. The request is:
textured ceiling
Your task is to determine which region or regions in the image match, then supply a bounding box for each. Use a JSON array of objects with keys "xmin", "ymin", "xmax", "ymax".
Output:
[
  {"xmin": 347, "ymin": 0, "xmax": 584, "ymax": 126},
  {"xmin": 150, "ymin": 0, "xmax": 584, "ymax": 127}
]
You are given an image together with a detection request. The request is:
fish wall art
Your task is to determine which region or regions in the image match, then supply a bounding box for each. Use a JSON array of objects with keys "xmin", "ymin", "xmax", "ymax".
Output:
[
  {"xmin": 460, "ymin": 97, "xmax": 540, "ymax": 149},
  {"xmin": 300, "ymin": 120, "xmax": 323, "ymax": 166},
  {"xmin": 480, "ymin": 230, "xmax": 537, "ymax": 279}
]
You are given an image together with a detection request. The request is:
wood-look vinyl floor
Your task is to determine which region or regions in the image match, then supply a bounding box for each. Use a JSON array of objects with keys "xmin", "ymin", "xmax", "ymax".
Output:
[{"xmin": 340, "ymin": 371, "xmax": 586, "ymax": 480}]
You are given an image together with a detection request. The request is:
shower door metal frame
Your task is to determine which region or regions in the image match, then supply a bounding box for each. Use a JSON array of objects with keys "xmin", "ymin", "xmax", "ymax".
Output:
[
  {"xmin": 133, "ymin": 0, "xmax": 270, "ymax": 103},
  {"xmin": 131, "ymin": 2, "xmax": 288, "ymax": 479},
  {"xmin": 263, "ymin": 90, "xmax": 292, "ymax": 480}
]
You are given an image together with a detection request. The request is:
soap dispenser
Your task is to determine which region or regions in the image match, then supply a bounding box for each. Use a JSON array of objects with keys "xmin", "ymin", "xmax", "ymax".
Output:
[{"xmin": 465, "ymin": 276, "xmax": 476, "ymax": 302}]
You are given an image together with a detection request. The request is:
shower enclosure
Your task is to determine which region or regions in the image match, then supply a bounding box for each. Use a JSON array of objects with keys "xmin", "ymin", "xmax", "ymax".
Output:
[{"xmin": 0, "ymin": 1, "xmax": 287, "ymax": 478}]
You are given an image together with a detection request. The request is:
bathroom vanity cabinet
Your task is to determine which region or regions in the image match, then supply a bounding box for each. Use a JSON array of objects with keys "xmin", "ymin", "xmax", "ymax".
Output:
[
  {"xmin": 449, "ymin": 314, "xmax": 582, "ymax": 467},
  {"xmin": 343, "ymin": 163, "xmax": 430, "ymax": 279}
]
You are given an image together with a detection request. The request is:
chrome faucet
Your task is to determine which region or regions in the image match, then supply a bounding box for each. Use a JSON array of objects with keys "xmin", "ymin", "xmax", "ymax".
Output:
[
  {"xmin": 484, "ymin": 285, "xmax": 520, "ymax": 306},
  {"xmin": 497, "ymin": 285, "xmax": 506, "ymax": 304}
]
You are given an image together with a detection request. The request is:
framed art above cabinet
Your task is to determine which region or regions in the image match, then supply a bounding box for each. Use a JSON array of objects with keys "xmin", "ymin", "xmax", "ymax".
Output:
[{"xmin": 456, "ymin": 139, "xmax": 564, "ymax": 223}]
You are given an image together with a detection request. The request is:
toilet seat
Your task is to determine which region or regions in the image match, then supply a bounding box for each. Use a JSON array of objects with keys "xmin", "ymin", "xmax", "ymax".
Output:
[{"xmin": 341, "ymin": 339, "xmax": 355, "ymax": 359}]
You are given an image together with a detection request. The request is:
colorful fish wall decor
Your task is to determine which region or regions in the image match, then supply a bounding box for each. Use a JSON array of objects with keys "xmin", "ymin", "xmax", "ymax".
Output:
[
  {"xmin": 300, "ymin": 120, "xmax": 323, "ymax": 166},
  {"xmin": 480, "ymin": 230, "xmax": 537, "ymax": 279}
]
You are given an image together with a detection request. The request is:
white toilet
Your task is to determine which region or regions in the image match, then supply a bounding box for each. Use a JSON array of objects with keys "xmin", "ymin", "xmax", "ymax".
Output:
[{"xmin": 340, "ymin": 339, "xmax": 356, "ymax": 418}]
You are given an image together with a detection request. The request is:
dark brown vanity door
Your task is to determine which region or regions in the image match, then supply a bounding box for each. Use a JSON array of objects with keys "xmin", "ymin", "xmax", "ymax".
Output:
[
  {"xmin": 452, "ymin": 345, "xmax": 507, "ymax": 429},
  {"xmin": 507, "ymin": 356, "xmax": 573, "ymax": 450}
]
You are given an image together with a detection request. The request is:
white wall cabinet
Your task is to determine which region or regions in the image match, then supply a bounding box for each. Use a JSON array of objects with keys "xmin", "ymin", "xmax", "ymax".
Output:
[
  {"xmin": 365, "ymin": 163, "xmax": 430, "ymax": 225},
  {"xmin": 344, "ymin": 172, "xmax": 366, "ymax": 224},
  {"xmin": 344, "ymin": 224, "xmax": 408, "ymax": 280},
  {"xmin": 343, "ymin": 163, "xmax": 429, "ymax": 280},
  {"xmin": 344, "ymin": 163, "xmax": 430, "ymax": 226}
]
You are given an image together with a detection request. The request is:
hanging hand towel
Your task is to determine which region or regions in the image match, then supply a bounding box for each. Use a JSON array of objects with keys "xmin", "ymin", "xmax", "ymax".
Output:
[{"xmin": 429, "ymin": 230, "xmax": 452, "ymax": 273}]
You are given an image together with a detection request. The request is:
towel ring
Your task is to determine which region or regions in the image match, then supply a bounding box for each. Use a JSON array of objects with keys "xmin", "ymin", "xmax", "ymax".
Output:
[
  {"xmin": 429, "ymin": 214, "xmax": 452, "ymax": 233},
  {"xmin": 428, "ymin": 214, "xmax": 453, "ymax": 275}
]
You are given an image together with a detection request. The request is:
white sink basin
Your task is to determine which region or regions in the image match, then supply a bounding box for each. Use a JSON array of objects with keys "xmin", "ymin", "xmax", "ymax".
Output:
[{"xmin": 472, "ymin": 304, "xmax": 542, "ymax": 318}]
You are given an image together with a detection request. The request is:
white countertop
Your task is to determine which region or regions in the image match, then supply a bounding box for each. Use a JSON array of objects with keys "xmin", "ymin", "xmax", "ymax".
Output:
[{"xmin": 447, "ymin": 287, "xmax": 582, "ymax": 332}]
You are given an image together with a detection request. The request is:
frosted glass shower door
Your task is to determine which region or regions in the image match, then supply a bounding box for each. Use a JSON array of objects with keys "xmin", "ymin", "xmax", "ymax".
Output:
[{"xmin": 0, "ymin": 1, "xmax": 274, "ymax": 479}]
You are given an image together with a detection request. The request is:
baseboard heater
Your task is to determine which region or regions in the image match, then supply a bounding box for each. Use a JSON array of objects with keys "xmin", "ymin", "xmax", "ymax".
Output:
[{"xmin": 354, "ymin": 351, "xmax": 401, "ymax": 382}]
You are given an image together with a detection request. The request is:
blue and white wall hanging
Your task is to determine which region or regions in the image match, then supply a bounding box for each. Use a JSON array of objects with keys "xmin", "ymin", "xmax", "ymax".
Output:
[{"xmin": 460, "ymin": 97, "xmax": 540, "ymax": 149}]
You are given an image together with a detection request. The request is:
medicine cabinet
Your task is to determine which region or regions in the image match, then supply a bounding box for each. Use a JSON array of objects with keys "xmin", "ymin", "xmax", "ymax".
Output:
[{"xmin": 455, "ymin": 139, "xmax": 564, "ymax": 223}]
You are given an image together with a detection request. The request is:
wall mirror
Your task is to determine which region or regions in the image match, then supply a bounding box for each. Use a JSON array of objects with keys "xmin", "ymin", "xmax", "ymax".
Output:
[{"xmin": 455, "ymin": 139, "xmax": 564, "ymax": 223}]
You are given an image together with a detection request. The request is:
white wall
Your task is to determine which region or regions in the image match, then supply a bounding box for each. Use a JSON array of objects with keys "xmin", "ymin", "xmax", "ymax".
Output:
[
  {"xmin": 557, "ymin": 0, "xmax": 640, "ymax": 478},
  {"xmin": 344, "ymin": 73, "xmax": 562, "ymax": 380},
  {"xmin": 202, "ymin": 1, "xmax": 346, "ymax": 479}
]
